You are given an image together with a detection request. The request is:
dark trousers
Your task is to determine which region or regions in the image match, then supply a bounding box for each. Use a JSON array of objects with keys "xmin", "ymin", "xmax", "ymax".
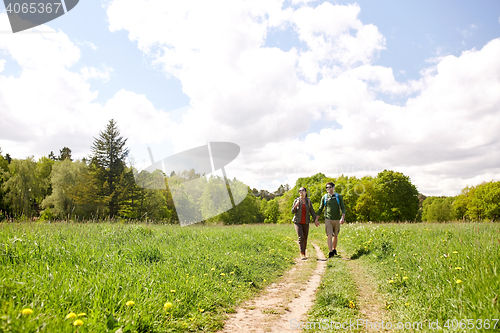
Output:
[{"xmin": 295, "ymin": 223, "xmax": 309, "ymax": 253}]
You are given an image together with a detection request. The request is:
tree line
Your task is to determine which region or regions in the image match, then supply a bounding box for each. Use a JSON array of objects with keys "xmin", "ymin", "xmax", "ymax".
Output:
[
  {"xmin": 1, "ymin": 120, "xmax": 498, "ymax": 223},
  {"xmin": 0, "ymin": 120, "xmax": 172, "ymax": 221},
  {"xmin": 421, "ymin": 181, "xmax": 500, "ymax": 222},
  {"xmin": 258, "ymin": 171, "xmax": 421, "ymax": 224},
  {"xmin": 257, "ymin": 172, "xmax": 500, "ymax": 224},
  {"xmin": 0, "ymin": 120, "xmax": 265, "ymax": 223}
]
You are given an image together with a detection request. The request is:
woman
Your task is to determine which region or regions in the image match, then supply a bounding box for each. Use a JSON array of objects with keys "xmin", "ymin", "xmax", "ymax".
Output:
[{"xmin": 291, "ymin": 187, "xmax": 317, "ymax": 259}]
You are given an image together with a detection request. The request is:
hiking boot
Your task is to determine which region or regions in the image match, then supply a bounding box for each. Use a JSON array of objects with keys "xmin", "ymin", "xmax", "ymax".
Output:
[{"xmin": 332, "ymin": 249, "xmax": 338, "ymax": 256}]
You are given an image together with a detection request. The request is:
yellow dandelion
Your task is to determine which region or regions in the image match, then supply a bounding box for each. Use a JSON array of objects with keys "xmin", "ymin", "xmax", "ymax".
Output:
[
  {"xmin": 413, "ymin": 253, "xmax": 417, "ymax": 256},
  {"xmin": 455, "ymin": 267, "xmax": 462, "ymax": 270},
  {"xmin": 230, "ymin": 271, "xmax": 234, "ymax": 274},
  {"xmin": 228, "ymin": 281, "xmax": 232, "ymax": 284},
  {"xmin": 164, "ymin": 302, "xmax": 173, "ymax": 310},
  {"xmin": 77, "ymin": 313, "xmax": 86, "ymax": 317},
  {"xmin": 456, "ymin": 279, "xmax": 463, "ymax": 284},
  {"xmin": 199, "ymin": 308, "xmax": 204, "ymax": 313},
  {"xmin": 405, "ymin": 302, "xmax": 410, "ymax": 306},
  {"xmin": 211, "ymin": 268, "xmax": 215, "ymax": 271},
  {"xmin": 403, "ymin": 276, "xmax": 408, "ymax": 280},
  {"xmin": 263, "ymin": 279, "xmax": 266, "ymax": 282},
  {"xmin": 73, "ymin": 319, "xmax": 84, "ymax": 326},
  {"xmin": 220, "ymin": 273, "xmax": 225, "ymax": 276},
  {"xmin": 204, "ymin": 273, "xmax": 208, "ymax": 276},
  {"xmin": 170, "ymin": 290, "xmax": 176, "ymax": 293},
  {"xmin": 453, "ymin": 251, "xmax": 458, "ymax": 254},
  {"xmin": 348, "ymin": 301, "xmax": 355, "ymax": 309},
  {"xmin": 125, "ymin": 301, "xmax": 135, "ymax": 306},
  {"xmin": 388, "ymin": 280, "xmax": 394, "ymax": 284},
  {"xmin": 21, "ymin": 308, "xmax": 33, "ymax": 315},
  {"xmin": 65, "ymin": 312, "xmax": 77, "ymax": 320}
]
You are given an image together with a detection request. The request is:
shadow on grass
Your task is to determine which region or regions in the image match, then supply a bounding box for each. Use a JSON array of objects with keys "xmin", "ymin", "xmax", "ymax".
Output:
[{"xmin": 350, "ymin": 247, "xmax": 371, "ymax": 260}]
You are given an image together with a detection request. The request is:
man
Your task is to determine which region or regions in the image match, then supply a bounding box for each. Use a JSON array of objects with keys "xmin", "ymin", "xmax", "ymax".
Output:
[{"xmin": 315, "ymin": 182, "xmax": 346, "ymax": 258}]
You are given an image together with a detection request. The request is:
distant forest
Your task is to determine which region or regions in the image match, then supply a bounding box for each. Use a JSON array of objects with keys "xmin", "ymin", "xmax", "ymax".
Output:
[{"xmin": 1, "ymin": 120, "xmax": 498, "ymax": 223}]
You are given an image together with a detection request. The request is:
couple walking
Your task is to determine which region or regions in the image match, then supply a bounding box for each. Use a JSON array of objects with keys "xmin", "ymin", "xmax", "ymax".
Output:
[{"xmin": 291, "ymin": 182, "xmax": 346, "ymax": 259}]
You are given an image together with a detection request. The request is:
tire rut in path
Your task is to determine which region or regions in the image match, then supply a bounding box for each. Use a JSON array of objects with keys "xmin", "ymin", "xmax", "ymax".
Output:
[
  {"xmin": 219, "ymin": 242, "xmax": 327, "ymax": 333},
  {"xmin": 346, "ymin": 258, "xmax": 391, "ymax": 332}
]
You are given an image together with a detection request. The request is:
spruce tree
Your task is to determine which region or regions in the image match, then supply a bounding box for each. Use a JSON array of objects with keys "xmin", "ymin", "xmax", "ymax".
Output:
[
  {"xmin": 90, "ymin": 119, "xmax": 129, "ymax": 217},
  {"xmin": 58, "ymin": 147, "xmax": 73, "ymax": 161}
]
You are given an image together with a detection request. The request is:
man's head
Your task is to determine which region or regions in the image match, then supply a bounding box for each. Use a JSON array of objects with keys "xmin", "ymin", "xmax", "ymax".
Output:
[{"xmin": 326, "ymin": 182, "xmax": 335, "ymax": 194}]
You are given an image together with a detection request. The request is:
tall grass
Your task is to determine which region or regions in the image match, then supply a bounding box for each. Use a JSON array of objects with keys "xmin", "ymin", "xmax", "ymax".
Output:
[
  {"xmin": 0, "ymin": 223, "xmax": 298, "ymax": 332},
  {"xmin": 339, "ymin": 222, "xmax": 500, "ymax": 329}
]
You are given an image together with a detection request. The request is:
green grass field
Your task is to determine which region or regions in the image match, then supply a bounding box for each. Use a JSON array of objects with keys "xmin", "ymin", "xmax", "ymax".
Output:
[
  {"xmin": 0, "ymin": 223, "xmax": 299, "ymax": 332},
  {"xmin": 332, "ymin": 222, "xmax": 500, "ymax": 332},
  {"xmin": 1, "ymin": 222, "xmax": 499, "ymax": 332}
]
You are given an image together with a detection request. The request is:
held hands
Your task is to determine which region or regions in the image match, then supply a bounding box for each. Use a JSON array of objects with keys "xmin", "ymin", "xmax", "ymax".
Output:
[{"xmin": 314, "ymin": 217, "xmax": 319, "ymax": 227}]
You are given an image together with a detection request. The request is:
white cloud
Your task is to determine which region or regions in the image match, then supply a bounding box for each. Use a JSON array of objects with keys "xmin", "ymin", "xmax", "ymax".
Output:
[
  {"xmin": 0, "ymin": 59, "xmax": 5, "ymax": 73},
  {"xmin": 104, "ymin": 1, "xmax": 500, "ymax": 195},
  {"xmin": 106, "ymin": 1, "xmax": 390, "ymax": 148},
  {"xmin": 79, "ymin": 65, "xmax": 113, "ymax": 82},
  {"xmin": 0, "ymin": 14, "xmax": 183, "ymax": 161},
  {"xmin": 77, "ymin": 40, "xmax": 97, "ymax": 50},
  {"xmin": 458, "ymin": 24, "xmax": 478, "ymax": 39},
  {"xmin": 0, "ymin": 17, "xmax": 80, "ymax": 69},
  {"xmin": 2, "ymin": 2, "xmax": 500, "ymax": 197}
]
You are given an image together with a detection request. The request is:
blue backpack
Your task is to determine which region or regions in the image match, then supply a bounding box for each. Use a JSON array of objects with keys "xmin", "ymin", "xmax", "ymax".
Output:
[{"xmin": 324, "ymin": 193, "xmax": 340, "ymax": 206}]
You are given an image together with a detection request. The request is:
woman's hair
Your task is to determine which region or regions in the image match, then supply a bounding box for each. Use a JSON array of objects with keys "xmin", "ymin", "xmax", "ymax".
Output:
[{"xmin": 299, "ymin": 187, "xmax": 308, "ymax": 198}]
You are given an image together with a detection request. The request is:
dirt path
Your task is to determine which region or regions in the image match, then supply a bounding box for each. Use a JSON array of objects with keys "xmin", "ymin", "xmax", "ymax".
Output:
[
  {"xmin": 347, "ymin": 258, "xmax": 391, "ymax": 332},
  {"xmin": 219, "ymin": 242, "xmax": 327, "ymax": 333}
]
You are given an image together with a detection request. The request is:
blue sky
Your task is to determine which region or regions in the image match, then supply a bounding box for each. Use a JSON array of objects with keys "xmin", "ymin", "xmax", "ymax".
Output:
[{"xmin": 1, "ymin": 0, "xmax": 500, "ymax": 196}]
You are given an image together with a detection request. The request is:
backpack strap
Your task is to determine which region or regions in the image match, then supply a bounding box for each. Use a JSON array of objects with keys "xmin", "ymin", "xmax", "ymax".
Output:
[{"xmin": 324, "ymin": 193, "xmax": 340, "ymax": 205}]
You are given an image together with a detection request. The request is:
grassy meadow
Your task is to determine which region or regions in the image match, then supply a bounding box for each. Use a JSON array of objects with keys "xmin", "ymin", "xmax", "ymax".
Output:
[
  {"xmin": 1, "ymin": 222, "xmax": 499, "ymax": 332},
  {"xmin": 306, "ymin": 222, "xmax": 500, "ymax": 332},
  {"xmin": 0, "ymin": 223, "xmax": 299, "ymax": 332}
]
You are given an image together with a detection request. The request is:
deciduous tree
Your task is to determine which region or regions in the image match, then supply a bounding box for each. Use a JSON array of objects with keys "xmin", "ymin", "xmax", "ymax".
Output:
[
  {"xmin": 374, "ymin": 170, "xmax": 419, "ymax": 222},
  {"xmin": 2, "ymin": 157, "xmax": 39, "ymax": 217}
]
